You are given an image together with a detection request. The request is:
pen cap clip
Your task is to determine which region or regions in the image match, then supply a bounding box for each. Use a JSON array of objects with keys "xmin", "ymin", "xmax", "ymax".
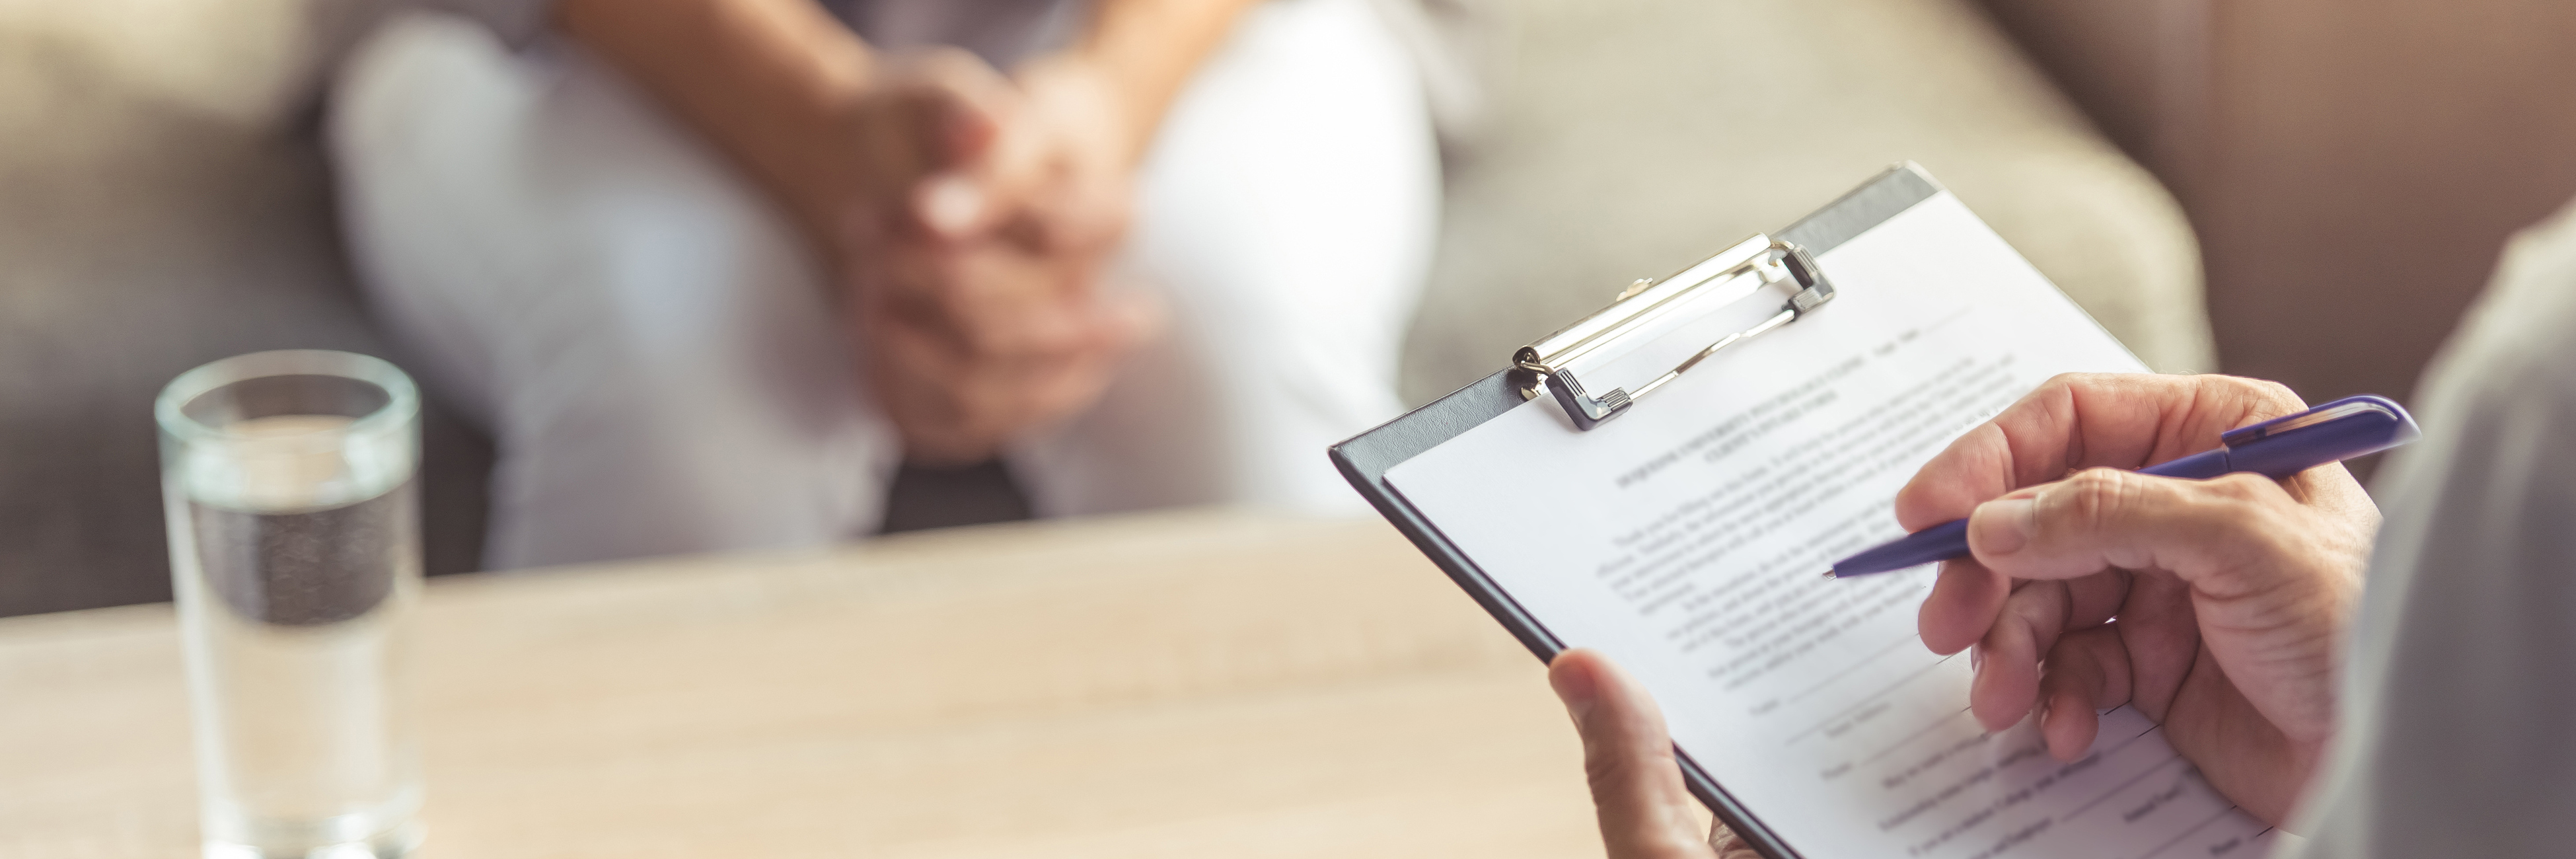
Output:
[{"xmin": 2217, "ymin": 394, "xmax": 2422, "ymax": 477}]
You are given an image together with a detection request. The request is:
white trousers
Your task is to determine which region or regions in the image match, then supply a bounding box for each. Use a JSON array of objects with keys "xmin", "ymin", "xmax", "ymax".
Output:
[{"xmin": 328, "ymin": 0, "xmax": 1438, "ymax": 570}]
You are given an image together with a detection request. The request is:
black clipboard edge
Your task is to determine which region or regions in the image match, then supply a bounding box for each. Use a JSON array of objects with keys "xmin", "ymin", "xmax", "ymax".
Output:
[{"xmin": 1328, "ymin": 163, "xmax": 1947, "ymax": 859}]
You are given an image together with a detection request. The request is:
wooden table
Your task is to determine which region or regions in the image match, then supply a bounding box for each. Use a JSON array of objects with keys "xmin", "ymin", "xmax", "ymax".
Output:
[{"xmin": 1, "ymin": 511, "xmax": 1611, "ymax": 858}]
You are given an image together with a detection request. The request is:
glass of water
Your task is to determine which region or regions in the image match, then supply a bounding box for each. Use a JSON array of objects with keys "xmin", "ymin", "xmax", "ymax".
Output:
[{"xmin": 157, "ymin": 350, "xmax": 425, "ymax": 859}]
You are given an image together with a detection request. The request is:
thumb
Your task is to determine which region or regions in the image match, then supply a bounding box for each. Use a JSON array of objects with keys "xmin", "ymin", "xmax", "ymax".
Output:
[
  {"xmin": 905, "ymin": 94, "xmax": 1003, "ymax": 238},
  {"xmin": 1547, "ymin": 650, "xmax": 1719, "ymax": 859},
  {"xmin": 912, "ymin": 172, "xmax": 987, "ymax": 239},
  {"xmin": 880, "ymin": 48, "xmax": 1017, "ymax": 239}
]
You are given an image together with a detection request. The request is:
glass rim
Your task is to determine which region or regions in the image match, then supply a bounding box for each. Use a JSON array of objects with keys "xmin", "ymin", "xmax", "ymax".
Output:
[{"xmin": 154, "ymin": 350, "xmax": 421, "ymax": 448}]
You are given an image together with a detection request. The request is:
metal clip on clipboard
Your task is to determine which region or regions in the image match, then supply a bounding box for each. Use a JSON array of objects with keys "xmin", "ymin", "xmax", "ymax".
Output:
[{"xmin": 1514, "ymin": 235, "xmax": 1837, "ymax": 430}]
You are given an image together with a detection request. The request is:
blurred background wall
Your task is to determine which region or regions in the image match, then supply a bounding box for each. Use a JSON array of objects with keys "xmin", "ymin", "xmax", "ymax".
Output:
[{"xmin": 1983, "ymin": 0, "xmax": 2576, "ymax": 426}]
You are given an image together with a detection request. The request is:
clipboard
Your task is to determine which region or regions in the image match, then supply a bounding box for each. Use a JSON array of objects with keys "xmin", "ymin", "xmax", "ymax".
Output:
[{"xmin": 1328, "ymin": 163, "xmax": 1965, "ymax": 859}]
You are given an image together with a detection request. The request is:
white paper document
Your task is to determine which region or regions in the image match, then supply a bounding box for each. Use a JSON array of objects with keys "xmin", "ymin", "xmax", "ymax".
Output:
[{"xmin": 1387, "ymin": 194, "xmax": 2277, "ymax": 858}]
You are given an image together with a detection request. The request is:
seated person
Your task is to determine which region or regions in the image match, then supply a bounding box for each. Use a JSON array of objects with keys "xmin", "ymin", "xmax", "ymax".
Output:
[
  {"xmin": 328, "ymin": 0, "xmax": 1438, "ymax": 569},
  {"xmin": 1545, "ymin": 200, "xmax": 2576, "ymax": 856}
]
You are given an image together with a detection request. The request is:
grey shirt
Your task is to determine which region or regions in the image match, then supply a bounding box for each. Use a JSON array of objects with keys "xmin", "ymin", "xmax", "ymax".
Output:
[
  {"xmin": 827, "ymin": 0, "xmax": 1082, "ymax": 69},
  {"xmin": 451, "ymin": 0, "xmax": 1082, "ymax": 68},
  {"xmin": 2280, "ymin": 200, "xmax": 2576, "ymax": 856}
]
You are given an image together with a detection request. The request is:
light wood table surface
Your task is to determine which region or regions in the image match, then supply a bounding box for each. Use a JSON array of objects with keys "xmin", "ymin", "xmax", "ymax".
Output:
[{"xmin": 2, "ymin": 511, "xmax": 1615, "ymax": 858}]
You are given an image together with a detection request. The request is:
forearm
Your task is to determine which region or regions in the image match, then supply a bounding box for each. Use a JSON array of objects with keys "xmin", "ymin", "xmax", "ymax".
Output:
[
  {"xmin": 1070, "ymin": 0, "xmax": 1265, "ymax": 163},
  {"xmin": 554, "ymin": 0, "xmax": 874, "ymax": 243}
]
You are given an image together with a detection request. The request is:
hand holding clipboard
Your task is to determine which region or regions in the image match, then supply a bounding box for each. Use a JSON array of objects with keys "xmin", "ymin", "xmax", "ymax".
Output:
[{"xmin": 1334, "ymin": 164, "xmax": 2287, "ymax": 858}]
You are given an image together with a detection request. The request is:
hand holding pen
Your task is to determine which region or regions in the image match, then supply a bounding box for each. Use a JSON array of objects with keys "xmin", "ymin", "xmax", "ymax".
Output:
[
  {"xmin": 1829, "ymin": 391, "xmax": 2417, "ymax": 579},
  {"xmin": 1872, "ymin": 373, "xmax": 2388, "ymax": 825}
]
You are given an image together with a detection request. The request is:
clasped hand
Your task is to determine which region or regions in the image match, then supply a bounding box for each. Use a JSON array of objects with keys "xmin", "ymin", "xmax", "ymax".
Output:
[
  {"xmin": 828, "ymin": 49, "xmax": 1160, "ymax": 465},
  {"xmin": 1549, "ymin": 373, "xmax": 2382, "ymax": 857}
]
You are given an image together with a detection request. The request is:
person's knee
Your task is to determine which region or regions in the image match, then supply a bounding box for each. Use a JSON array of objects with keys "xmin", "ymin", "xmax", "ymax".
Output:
[{"xmin": 331, "ymin": 13, "xmax": 527, "ymax": 172}]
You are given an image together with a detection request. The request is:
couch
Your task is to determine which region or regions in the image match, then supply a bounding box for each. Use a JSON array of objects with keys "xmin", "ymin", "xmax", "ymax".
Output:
[{"xmin": 0, "ymin": 0, "xmax": 2207, "ymax": 616}]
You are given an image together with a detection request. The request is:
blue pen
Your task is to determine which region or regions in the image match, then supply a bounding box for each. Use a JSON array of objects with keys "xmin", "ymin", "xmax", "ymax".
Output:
[{"xmin": 1824, "ymin": 394, "xmax": 2422, "ymax": 579}]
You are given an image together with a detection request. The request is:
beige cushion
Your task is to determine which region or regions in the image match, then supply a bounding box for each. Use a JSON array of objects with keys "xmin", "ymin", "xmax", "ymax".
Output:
[
  {"xmin": 1403, "ymin": 0, "xmax": 2211, "ymax": 404},
  {"xmin": 0, "ymin": 0, "xmax": 494, "ymax": 615}
]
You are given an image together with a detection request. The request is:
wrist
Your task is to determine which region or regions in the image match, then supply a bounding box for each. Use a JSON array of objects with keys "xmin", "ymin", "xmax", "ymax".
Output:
[
  {"xmin": 558, "ymin": 0, "xmax": 884, "ymax": 261},
  {"xmin": 1063, "ymin": 0, "xmax": 1261, "ymax": 164},
  {"xmin": 1029, "ymin": 51, "xmax": 1152, "ymax": 166}
]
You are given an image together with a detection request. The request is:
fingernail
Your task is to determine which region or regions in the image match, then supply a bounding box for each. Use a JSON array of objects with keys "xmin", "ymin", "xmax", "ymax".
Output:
[
  {"xmin": 1553, "ymin": 660, "xmax": 1600, "ymax": 724},
  {"xmin": 1968, "ymin": 645, "xmax": 1983, "ymax": 673},
  {"xmin": 917, "ymin": 174, "xmax": 983, "ymax": 235},
  {"xmin": 1975, "ymin": 498, "xmax": 2037, "ymax": 556}
]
